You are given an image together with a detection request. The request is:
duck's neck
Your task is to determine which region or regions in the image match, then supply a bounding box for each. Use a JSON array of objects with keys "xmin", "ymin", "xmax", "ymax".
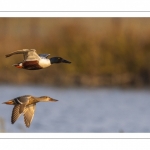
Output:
[
  {"xmin": 35, "ymin": 97, "xmax": 47, "ymax": 102},
  {"xmin": 49, "ymin": 57, "xmax": 55, "ymax": 64}
]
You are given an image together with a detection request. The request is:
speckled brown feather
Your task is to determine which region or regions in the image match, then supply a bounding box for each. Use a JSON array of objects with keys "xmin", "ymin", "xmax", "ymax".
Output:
[
  {"xmin": 11, "ymin": 104, "xmax": 28, "ymax": 124},
  {"xmin": 11, "ymin": 105, "xmax": 21, "ymax": 124},
  {"xmin": 23, "ymin": 104, "xmax": 36, "ymax": 127},
  {"xmin": 3, "ymin": 95, "xmax": 58, "ymax": 127}
]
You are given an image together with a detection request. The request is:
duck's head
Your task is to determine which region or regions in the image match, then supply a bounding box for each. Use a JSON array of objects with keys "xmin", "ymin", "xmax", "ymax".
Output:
[
  {"xmin": 50, "ymin": 57, "xmax": 71, "ymax": 64},
  {"xmin": 38, "ymin": 96, "xmax": 58, "ymax": 102}
]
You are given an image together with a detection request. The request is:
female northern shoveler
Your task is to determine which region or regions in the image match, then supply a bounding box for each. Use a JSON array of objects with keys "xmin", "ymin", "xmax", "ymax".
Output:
[
  {"xmin": 3, "ymin": 95, "xmax": 58, "ymax": 127},
  {"xmin": 6, "ymin": 49, "xmax": 71, "ymax": 70}
]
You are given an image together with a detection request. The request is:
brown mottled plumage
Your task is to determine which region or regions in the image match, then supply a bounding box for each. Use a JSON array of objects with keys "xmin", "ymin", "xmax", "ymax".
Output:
[{"xmin": 3, "ymin": 95, "xmax": 58, "ymax": 127}]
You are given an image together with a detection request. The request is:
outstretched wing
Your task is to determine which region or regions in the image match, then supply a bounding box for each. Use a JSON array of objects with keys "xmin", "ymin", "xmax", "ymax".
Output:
[
  {"xmin": 5, "ymin": 49, "xmax": 41, "ymax": 61},
  {"xmin": 23, "ymin": 104, "xmax": 36, "ymax": 128},
  {"xmin": 11, "ymin": 95, "xmax": 31, "ymax": 124},
  {"xmin": 6, "ymin": 49, "xmax": 32, "ymax": 59},
  {"xmin": 11, "ymin": 105, "xmax": 22, "ymax": 124},
  {"xmin": 11, "ymin": 104, "xmax": 28, "ymax": 124}
]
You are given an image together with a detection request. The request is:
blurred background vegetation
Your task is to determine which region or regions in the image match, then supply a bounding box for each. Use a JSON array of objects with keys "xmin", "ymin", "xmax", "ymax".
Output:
[{"xmin": 0, "ymin": 18, "xmax": 150, "ymax": 88}]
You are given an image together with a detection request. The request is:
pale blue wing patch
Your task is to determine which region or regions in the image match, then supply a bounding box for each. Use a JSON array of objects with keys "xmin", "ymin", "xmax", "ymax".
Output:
[{"xmin": 39, "ymin": 54, "xmax": 50, "ymax": 58}]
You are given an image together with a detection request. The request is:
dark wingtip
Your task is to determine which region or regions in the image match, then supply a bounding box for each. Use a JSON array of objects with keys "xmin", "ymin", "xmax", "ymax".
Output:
[
  {"xmin": 25, "ymin": 124, "xmax": 30, "ymax": 128},
  {"xmin": 11, "ymin": 119, "xmax": 15, "ymax": 124},
  {"xmin": 5, "ymin": 54, "xmax": 11, "ymax": 58}
]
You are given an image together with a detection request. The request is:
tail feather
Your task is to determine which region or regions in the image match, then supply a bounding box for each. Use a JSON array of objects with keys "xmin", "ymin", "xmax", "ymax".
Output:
[
  {"xmin": 2, "ymin": 100, "xmax": 14, "ymax": 105},
  {"xmin": 13, "ymin": 63, "xmax": 23, "ymax": 68}
]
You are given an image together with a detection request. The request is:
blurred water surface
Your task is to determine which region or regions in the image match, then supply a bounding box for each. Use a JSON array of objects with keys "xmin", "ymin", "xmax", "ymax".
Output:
[{"xmin": 0, "ymin": 85, "xmax": 150, "ymax": 133}]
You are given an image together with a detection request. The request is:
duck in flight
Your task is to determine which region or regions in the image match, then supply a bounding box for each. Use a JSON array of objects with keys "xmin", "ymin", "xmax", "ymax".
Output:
[
  {"xmin": 6, "ymin": 49, "xmax": 71, "ymax": 70},
  {"xmin": 3, "ymin": 95, "xmax": 58, "ymax": 127}
]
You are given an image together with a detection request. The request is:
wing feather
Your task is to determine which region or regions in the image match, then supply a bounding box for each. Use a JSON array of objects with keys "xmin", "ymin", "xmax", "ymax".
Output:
[
  {"xmin": 5, "ymin": 49, "xmax": 40, "ymax": 61},
  {"xmin": 39, "ymin": 54, "xmax": 50, "ymax": 58},
  {"xmin": 6, "ymin": 49, "xmax": 32, "ymax": 58},
  {"xmin": 11, "ymin": 95, "xmax": 31, "ymax": 124},
  {"xmin": 23, "ymin": 104, "xmax": 36, "ymax": 127},
  {"xmin": 11, "ymin": 105, "xmax": 22, "ymax": 124}
]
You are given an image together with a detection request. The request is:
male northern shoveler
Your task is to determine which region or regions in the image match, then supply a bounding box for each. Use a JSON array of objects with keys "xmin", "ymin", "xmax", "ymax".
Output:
[
  {"xmin": 6, "ymin": 49, "xmax": 71, "ymax": 70},
  {"xmin": 3, "ymin": 95, "xmax": 58, "ymax": 127}
]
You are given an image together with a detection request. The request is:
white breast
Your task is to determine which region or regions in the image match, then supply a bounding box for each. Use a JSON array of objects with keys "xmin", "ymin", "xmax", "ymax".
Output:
[{"xmin": 39, "ymin": 58, "xmax": 51, "ymax": 68}]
